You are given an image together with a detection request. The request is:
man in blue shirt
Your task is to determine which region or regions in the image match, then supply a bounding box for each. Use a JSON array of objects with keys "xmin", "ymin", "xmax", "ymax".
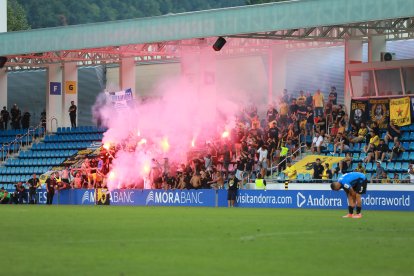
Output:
[{"xmin": 330, "ymin": 172, "xmax": 368, "ymax": 218}]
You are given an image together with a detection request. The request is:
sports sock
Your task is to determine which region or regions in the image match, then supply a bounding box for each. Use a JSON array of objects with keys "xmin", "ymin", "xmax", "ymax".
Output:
[
  {"xmin": 356, "ymin": 206, "xmax": 361, "ymax": 214},
  {"xmin": 348, "ymin": 206, "xmax": 354, "ymax": 214}
]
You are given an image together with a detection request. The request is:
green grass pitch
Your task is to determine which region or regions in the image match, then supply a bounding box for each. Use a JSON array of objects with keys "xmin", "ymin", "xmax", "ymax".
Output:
[{"xmin": 1, "ymin": 206, "xmax": 413, "ymax": 275}]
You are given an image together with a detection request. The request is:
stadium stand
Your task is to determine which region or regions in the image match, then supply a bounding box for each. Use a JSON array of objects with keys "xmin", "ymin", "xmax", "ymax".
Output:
[{"xmin": 0, "ymin": 126, "xmax": 104, "ymax": 188}]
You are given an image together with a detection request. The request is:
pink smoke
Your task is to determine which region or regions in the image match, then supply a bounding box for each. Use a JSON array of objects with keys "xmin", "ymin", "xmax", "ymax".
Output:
[{"xmin": 96, "ymin": 63, "xmax": 240, "ymax": 189}]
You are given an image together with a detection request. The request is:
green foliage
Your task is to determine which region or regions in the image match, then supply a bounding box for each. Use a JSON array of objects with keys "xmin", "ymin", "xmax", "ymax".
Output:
[
  {"xmin": 13, "ymin": 0, "xmax": 286, "ymax": 29},
  {"xmin": 7, "ymin": 0, "xmax": 30, "ymax": 31},
  {"xmin": 16, "ymin": 0, "xmax": 248, "ymax": 29}
]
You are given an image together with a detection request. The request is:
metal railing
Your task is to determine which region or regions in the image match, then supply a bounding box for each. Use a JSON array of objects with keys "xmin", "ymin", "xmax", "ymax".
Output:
[
  {"xmin": 0, "ymin": 122, "xmax": 46, "ymax": 163},
  {"xmin": 50, "ymin": 117, "xmax": 58, "ymax": 133},
  {"xmin": 269, "ymin": 141, "xmax": 308, "ymax": 177}
]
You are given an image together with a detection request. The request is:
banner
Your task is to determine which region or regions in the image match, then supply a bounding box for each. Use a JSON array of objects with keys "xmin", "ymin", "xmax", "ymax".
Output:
[
  {"xmin": 96, "ymin": 188, "xmax": 110, "ymax": 205},
  {"xmin": 283, "ymin": 155, "xmax": 344, "ymax": 175},
  {"xmin": 368, "ymin": 98, "xmax": 390, "ymax": 129},
  {"xmin": 105, "ymin": 88, "xmax": 134, "ymax": 109},
  {"xmin": 390, "ymin": 97, "xmax": 411, "ymax": 126},
  {"xmin": 411, "ymin": 97, "xmax": 414, "ymax": 120},
  {"xmin": 5, "ymin": 189, "xmax": 414, "ymax": 211},
  {"xmin": 217, "ymin": 190, "xmax": 414, "ymax": 211},
  {"xmin": 350, "ymin": 99, "xmax": 368, "ymax": 126}
]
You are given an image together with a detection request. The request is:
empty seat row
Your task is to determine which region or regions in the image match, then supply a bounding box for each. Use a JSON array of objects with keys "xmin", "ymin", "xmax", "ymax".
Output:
[
  {"xmin": 56, "ymin": 126, "xmax": 107, "ymax": 134},
  {"xmin": 0, "ymin": 129, "xmax": 33, "ymax": 137},
  {"xmin": 44, "ymin": 133, "xmax": 103, "ymax": 142},
  {"xmin": 0, "ymin": 136, "xmax": 33, "ymax": 144},
  {"xmin": 19, "ymin": 150, "xmax": 77, "ymax": 158},
  {"xmin": 401, "ymin": 125, "xmax": 414, "ymax": 131},
  {"xmin": 0, "ymin": 165, "xmax": 51, "ymax": 176},
  {"xmin": 4, "ymin": 158, "xmax": 66, "ymax": 167},
  {"xmin": 32, "ymin": 142, "xmax": 91, "ymax": 150},
  {"xmin": 327, "ymin": 151, "xmax": 414, "ymax": 161},
  {"xmin": 0, "ymin": 183, "xmax": 22, "ymax": 189},
  {"xmin": 0, "ymin": 144, "xmax": 20, "ymax": 151},
  {"xmin": 0, "ymin": 175, "xmax": 38, "ymax": 184}
]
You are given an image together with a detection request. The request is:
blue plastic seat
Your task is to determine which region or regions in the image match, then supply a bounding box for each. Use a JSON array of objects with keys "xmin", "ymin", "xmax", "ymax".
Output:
[
  {"xmin": 387, "ymin": 162, "xmax": 395, "ymax": 171},
  {"xmin": 401, "ymin": 132, "xmax": 410, "ymax": 141},
  {"xmin": 402, "ymin": 162, "xmax": 409, "ymax": 172},
  {"xmin": 366, "ymin": 163, "xmax": 373, "ymax": 170},
  {"xmin": 394, "ymin": 161, "xmax": 402, "ymax": 169}
]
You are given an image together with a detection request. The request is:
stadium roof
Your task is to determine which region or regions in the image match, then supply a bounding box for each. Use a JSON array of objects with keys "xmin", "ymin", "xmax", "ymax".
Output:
[{"xmin": 0, "ymin": 0, "xmax": 414, "ymax": 68}]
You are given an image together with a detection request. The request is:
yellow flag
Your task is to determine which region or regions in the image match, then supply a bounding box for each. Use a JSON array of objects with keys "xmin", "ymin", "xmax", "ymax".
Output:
[
  {"xmin": 390, "ymin": 97, "xmax": 411, "ymax": 126},
  {"xmin": 284, "ymin": 155, "xmax": 344, "ymax": 174}
]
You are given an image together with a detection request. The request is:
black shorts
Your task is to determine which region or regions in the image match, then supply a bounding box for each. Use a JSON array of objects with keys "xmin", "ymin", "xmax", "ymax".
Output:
[
  {"xmin": 227, "ymin": 189, "xmax": 237, "ymax": 200},
  {"xmin": 355, "ymin": 180, "xmax": 368, "ymax": 194}
]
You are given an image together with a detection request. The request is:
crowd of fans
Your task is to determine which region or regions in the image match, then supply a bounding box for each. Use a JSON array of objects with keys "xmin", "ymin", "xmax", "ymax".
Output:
[{"xmin": 2, "ymin": 86, "xmax": 414, "ymax": 204}]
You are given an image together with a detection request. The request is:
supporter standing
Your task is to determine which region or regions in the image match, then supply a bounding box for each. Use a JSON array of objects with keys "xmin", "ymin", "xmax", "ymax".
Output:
[
  {"xmin": 68, "ymin": 101, "xmax": 77, "ymax": 128},
  {"xmin": 329, "ymin": 86, "xmax": 337, "ymax": 105},
  {"xmin": 27, "ymin": 173, "xmax": 40, "ymax": 204},
  {"xmin": 21, "ymin": 110, "xmax": 31, "ymax": 129},
  {"xmin": 285, "ymin": 161, "xmax": 297, "ymax": 181},
  {"xmin": 46, "ymin": 173, "xmax": 57, "ymax": 205},
  {"xmin": 313, "ymin": 158, "xmax": 324, "ymax": 182},
  {"xmin": 10, "ymin": 104, "xmax": 21, "ymax": 129},
  {"xmin": 255, "ymin": 173, "xmax": 266, "ymax": 190},
  {"xmin": 305, "ymin": 106, "xmax": 314, "ymax": 136},
  {"xmin": 313, "ymin": 89, "xmax": 325, "ymax": 117},
  {"xmin": 266, "ymin": 104, "xmax": 278, "ymax": 124},
  {"xmin": 1, "ymin": 106, "xmax": 9, "ymax": 130},
  {"xmin": 190, "ymin": 172, "xmax": 201, "ymax": 189},
  {"xmin": 257, "ymin": 145, "xmax": 268, "ymax": 178},
  {"xmin": 297, "ymin": 90, "xmax": 307, "ymax": 106},
  {"xmin": 408, "ymin": 163, "xmax": 414, "ymax": 184},
  {"xmin": 227, "ymin": 172, "xmax": 239, "ymax": 207},
  {"xmin": 322, "ymin": 163, "xmax": 333, "ymax": 181}
]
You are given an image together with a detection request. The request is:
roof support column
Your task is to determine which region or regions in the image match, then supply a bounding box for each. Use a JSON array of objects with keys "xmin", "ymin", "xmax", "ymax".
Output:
[
  {"xmin": 268, "ymin": 49, "xmax": 273, "ymax": 104},
  {"xmin": 119, "ymin": 57, "xmax": 136, "ymax": 97},
  {"xmin": 0, "ymin": 68, "xmax": 7, "ymax": 111},
  {"xmin": 63, "ymin": 62, "xmax": 78, "ymax": 128},
  {"xmin": 180, "ymin": 46, "xmax": 216, "ymax": 120},
  {"xmin": 345, "ymin": 39, "xmax": 363, "ymax": 111},
  {"xmin": 368, "ymin": 35, "xmax": 386, "ymax": 62},
  {"xmin": 271, "ymin": 44, "xmax": 287, "ymax": 105},
  {"xmin": 46, "ymin": 64, "xmax": 63, "ymax": 132}
]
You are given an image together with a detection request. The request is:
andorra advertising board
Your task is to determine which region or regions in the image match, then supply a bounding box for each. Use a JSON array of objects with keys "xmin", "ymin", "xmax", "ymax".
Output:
[{"xmin": 9, "ymin": 189, "xmax": 414, "ymax": 211}]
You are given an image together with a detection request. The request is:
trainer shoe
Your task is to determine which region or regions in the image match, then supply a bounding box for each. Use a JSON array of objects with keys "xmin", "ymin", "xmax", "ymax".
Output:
[
  {"xmin": 342, "ymin": 214, "xmax": 353, "ymax": 218},
  {"xmin": 352, "ymin": 214, "xmax": 362, "ymax": 219}
]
